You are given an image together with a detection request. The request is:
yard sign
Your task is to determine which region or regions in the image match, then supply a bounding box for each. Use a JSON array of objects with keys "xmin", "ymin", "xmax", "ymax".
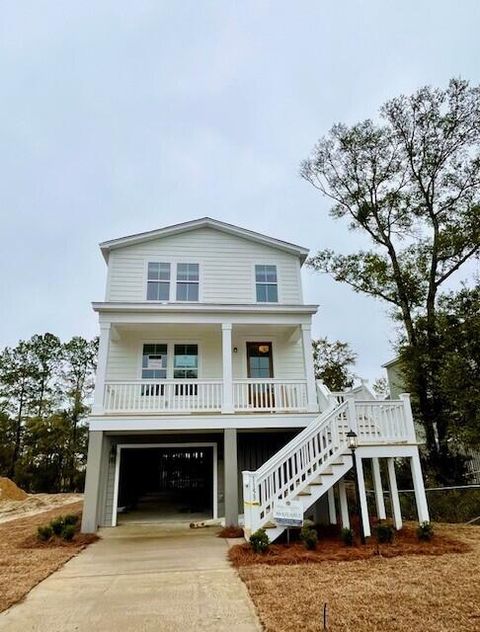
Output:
[{"xmin": 273, "ymin": 500, "xmax": 303, "ymax": 527}]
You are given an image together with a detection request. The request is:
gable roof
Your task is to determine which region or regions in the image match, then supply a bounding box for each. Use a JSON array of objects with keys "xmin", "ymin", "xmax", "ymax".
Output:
[{"xmin": 99, "ymin": 217, "xmax": 310, "ymax": 263}]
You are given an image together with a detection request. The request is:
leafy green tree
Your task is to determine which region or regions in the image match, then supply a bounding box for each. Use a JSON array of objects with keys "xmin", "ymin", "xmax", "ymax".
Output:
[
  {"xmin": 60, "ymin": 336, "xmax": 98, "ymax": 489},
  {"xmin": 0, "ymin": 333, "xmax": 97, "ymax": 491},
  {"xmin": 312, "ymin": 337, "xmax": 357, "ymax": 391},
  {"xmin": 0, "ymin": 340, "xmax": 39, "ymax": 477},
  {"xmin": 302, "ymin": 78, "xmax": 480, "ymax": 478},
  {"xmin": 401, "ymin": 285, "xmax": 480, "ymax": 454},
  {"xmin": 29, "ymin": 333, "xmax": 62, "ymax": 418}
]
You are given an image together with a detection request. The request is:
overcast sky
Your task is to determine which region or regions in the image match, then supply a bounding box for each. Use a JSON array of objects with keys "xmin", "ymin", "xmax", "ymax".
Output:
[{"xmin": 1, "ymin": 1, "xmax": 479, "ymax": 382}]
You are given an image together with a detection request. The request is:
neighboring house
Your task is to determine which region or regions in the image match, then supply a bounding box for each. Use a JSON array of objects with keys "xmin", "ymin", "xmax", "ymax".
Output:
[
  {"xmin": 81, "ymin": 218, "xmax": 430, "ymax": 538},
  {"xmin": 383, "ymin": 356, "xmax": 480, "ymax": 484}
]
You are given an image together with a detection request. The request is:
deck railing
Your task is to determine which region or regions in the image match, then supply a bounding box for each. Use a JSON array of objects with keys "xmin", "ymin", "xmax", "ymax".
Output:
[
  {"xmin": 233, "ymin": 379, "xmax": 308, "ymax": 412},
  {"xmin": 103, "ymin": 380, "xmax": 223, "ymax": 413},
  {"xmin": 102, "ymin": 378, "xmax": 309, "ymax": 414}
]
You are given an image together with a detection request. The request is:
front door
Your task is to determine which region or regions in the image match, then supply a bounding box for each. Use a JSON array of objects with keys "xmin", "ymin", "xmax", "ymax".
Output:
[{"xmin": 246, "ymin": 342, "xmax": 274, "ymax": 408}]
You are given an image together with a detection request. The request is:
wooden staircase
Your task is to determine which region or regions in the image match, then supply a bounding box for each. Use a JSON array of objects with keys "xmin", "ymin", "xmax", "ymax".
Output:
[{"xmin": 242, "ymin": 393, "xmax": 416, "ymax": 541}]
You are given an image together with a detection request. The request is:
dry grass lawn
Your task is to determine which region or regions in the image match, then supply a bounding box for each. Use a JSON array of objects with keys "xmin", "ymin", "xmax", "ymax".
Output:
[
  {"xmin": 237, "ymin": 524, "xmax": 480, "ymax": 631},
  {"xmin": 0, "ymin": 502, "xmax": 97, "ymax": 613}
]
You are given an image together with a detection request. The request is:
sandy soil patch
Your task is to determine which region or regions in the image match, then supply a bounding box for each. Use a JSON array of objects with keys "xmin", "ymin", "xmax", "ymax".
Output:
[
  {"xmin": 0, "ymin": 493, "xmax": 83, "ymax": 524},
  {"xmin": 0, "ymin": 502, "xmax": 97, "ymax": 613},
  {"xmin": 238, "ymin": 524, "xmax": 480, "ymax": 632}
]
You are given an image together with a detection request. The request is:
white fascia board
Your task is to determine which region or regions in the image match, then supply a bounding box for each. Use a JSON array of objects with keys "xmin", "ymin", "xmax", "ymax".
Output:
[
  {"xmin": 89, "ymin": 413, "xmax": 317, "ymax": 432},
  {"xmin": 99, "ymin": 217, "xmax": 310, "ymax": 264},
  {"xmin": 382, "ymin": 356, "xmax": 401, "ymax": 369},
  {"xmin": 92, "ymin": 302, "xmax": 318, "ymax": 315},
  {"xmin": 94, "ymin": 306, "xmax": 317, "ymax": 327}
]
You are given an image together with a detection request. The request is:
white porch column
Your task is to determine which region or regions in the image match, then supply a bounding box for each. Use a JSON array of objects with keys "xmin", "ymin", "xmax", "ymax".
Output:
[
  {"xmin": 327, "ymin": 487, "xmax": 337, "ymax": 524},
  {"xmin": 371, "ymin": 458, "xmax": 387, "ymax": 520},
  {"xmin": 221, "ymin": 323, "xmax": 234, "ymax": 413},
  {"xmin": 92, "ymin": 322, "xmax": 111, "ymax": 414},
  {"xmin": 356, "ymin": 456, "xmax": 371, "ymax": 537},
  {"xmin": 338, "ymin": 479, "xmax": 350, "ymax": 529},
  {"xmin": 301, "ymin": 324, "xmax": 318, "ymax": 412},
  {"xmin": 387, "ymin": 457, "xmax": 403, "ymax": 530},
  {"xmin": 410, "ymin": 449, "xmax": 430, "ymax": 523}
]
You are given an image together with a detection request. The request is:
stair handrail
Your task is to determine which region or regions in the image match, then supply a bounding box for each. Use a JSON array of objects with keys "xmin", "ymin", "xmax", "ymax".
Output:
[
  {"xmin": 248, "ymin": 401, "xmax": 346, "ymax": 482},
  {"xmin": 242, "ymin": 401, "xmax": 351, "ymax": 533}
]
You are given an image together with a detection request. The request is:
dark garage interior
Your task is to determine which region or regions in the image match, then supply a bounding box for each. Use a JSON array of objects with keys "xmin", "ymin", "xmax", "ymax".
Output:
[{"xmin": 117, "ymin": 446, "xmax": 214, "ymax": 523}]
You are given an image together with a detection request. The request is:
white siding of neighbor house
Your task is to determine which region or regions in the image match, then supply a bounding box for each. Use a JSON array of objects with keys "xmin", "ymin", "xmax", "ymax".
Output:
[
  {"xmin": 105, "ymin": 326, "xmax": 306, "ymax": 382},
  {"xmin": 105, "ymin": 227, "xmax": 303, "ymax": 304}
]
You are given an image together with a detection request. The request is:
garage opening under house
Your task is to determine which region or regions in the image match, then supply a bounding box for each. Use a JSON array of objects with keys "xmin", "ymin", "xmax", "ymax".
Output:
[{"xmin": 81, "ymin": 218, "xmax": 430, "ymax": 538}]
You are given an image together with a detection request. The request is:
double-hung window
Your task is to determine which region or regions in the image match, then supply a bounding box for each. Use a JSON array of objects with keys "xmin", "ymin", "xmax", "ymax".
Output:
[
  {"xmin": 176, "ymin": 263, "xmax": 199, "ymax": 301},
  {"xmin": 147, "ymin": 262, "xmax": 170, "ymax": 301},
  {"xmin": 255, "ymin": 265, "xmax": 278, "ymax": 303},
  {"xmin": 174, "ymin": 344, "xmax": 198, "ymax": 395},
  {"xmin": 141, "ymin": 344, "xmax": 168, "ymax": 395}
]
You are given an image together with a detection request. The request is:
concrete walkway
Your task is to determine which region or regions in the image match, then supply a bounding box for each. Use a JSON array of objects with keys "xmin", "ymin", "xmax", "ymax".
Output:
[{"xmin": 0, "ymin": 524, "xmax": 261, "ymax": 631}]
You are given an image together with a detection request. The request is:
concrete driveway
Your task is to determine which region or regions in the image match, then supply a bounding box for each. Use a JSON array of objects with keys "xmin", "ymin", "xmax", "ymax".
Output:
[{"xmin": 0, "ymin": 523, "xmax": 261, "ymax": 631}]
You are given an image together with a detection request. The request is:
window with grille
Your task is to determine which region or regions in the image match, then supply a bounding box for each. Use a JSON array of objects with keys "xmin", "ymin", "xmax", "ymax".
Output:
[
  {"xmin": 146, "ymin": 262, "xmax": 170, "ymax": 301},
  {"xmin": 176, "ymin": 263, "xmax": 199, "ymax": 301},
  {"xmin": 255, "ymin": 265, "xmax": 278, "ymax": 302}
]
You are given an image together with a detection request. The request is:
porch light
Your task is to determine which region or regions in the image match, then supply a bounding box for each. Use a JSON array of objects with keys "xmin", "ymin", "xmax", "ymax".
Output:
[
  {"xmin": 346, "ymin": 429, "xmax": 366, "ymax": 545},
  {"xmin": 346, "ymin": 429, "xmax": 358, "ymax": 451}
]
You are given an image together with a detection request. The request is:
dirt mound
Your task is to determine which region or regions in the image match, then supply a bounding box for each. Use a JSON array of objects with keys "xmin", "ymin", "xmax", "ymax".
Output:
[{"xmin": 0, "ymin": 478, "xmax": 28, "ymax": 501}]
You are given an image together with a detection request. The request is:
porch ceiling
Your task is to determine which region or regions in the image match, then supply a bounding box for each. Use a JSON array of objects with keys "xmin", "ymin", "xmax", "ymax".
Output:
[{"xmin": 112, "ymin": 322, "xmax": 299, "ymax": 339}]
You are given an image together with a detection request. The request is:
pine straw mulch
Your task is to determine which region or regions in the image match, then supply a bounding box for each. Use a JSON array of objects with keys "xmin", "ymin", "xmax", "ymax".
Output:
[
  {"xmin": 236, "ymin": 523, "xmax": 480, "ymax": 632},
  {"xmin": 229, "ymin": 523, "xmax": 470, "ymax": 566},
  {"xmin": 0, "ymin": 502, "xmax": 98, "ymax": 613}
]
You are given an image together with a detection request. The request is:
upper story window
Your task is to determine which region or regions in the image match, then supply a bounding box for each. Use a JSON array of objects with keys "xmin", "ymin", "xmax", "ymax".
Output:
[
  {"xmin": 146, "ymin": 262, "xmax": 199, "ymax": 302},
  {"xmin": 176, "ymin": 263, "xmax": 199, "ymax": 301},
  {"xmin": 147, "ymin": 262, "xmax": 170, "ymax": 301},
  {"xmin": 255, "ymin": 265, "xmax": 278, "ymax": 303}
]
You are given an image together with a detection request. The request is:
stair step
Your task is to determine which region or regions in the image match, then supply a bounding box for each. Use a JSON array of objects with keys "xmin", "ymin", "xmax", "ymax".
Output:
[
  {"xmin": 321, "ymin": 469, "xmax": 334, "ymax": 475},
  {"xmin": 264, "ymin": 521, "xmax": 277, "ymax": 529},
  {"xmin": 298, "ymin": 489, "xmax": 312, "ymax": 496},
  {"xmin": 309, "ymin": 479, "xmax": 323, "ymax": 485}
]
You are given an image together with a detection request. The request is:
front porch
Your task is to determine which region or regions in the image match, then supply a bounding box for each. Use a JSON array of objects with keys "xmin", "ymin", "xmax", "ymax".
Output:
[{"xmin": 94, "ymin": 318, "xmax": 318, "ymax": 415}]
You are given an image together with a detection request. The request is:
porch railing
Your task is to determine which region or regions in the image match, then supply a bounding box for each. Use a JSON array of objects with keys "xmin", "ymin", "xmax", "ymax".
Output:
[
  {"xmin": 233, "ymin": 379, "xmax": 308, "ymax": 412},
  {"xmin": 103, "ymin": 380, "xmax": 223, "ymax": 413},
  {"xmin": 102, "ymin": 378, "xmax": 309, "ymax": 414}
]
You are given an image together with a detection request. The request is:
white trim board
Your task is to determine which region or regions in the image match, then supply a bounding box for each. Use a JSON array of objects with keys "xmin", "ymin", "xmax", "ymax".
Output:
[
  {"xmin": 111, "ymin": 442, "xmax": 218, "ymax": 527},
  {"xmin": 89, "ymin": 412, "xmax": 318, "ymax": 432},
  {"xmin": 99, "ymin": 217, "xmax": 309, "ymax": 264}
]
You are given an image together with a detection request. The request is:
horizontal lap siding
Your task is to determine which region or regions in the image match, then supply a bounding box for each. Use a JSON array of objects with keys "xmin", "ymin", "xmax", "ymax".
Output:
[
  {"xmin": 106, "ymin": 329, "xmax": 222, "ymax": 381},
  {"xmin": 106, "ymin": 328, "xmax": 304, "ymax": 381},
  {"xmin": 106, "ymin": 228, "xmax": 302, "ymax": 304},
  {"xmin": 232, "ymin": 332, "xmax": 304, "ymax": 380}
]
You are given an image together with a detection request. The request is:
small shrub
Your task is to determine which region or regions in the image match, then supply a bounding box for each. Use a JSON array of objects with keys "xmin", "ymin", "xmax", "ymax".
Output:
[
  {"xmin": 249, "ymin": 528, "xmax": 270, "ymax": 553},
  {"xmin": 340, "ymin": 527, "xmax": 354, "ymax": 546},
  {"xmin": 50, "ymin": 517, "xmax": 65, "ymax": 536},
  {"xmin": 63, "ymin": 514, "xmax": 79, "ymax": 526},
  {"xmin": 417, "ymin": 521, "xmax": 434, "ymax": 541},
  {"xmin": 37, "ymin": 525, "xmax": 53, "ymax": 541},
  {"xmin": 300, "ymin": 525, "xmax": 318, "ymax": 550},
  {"xmin": 374, "ymin": 521, "xmax": 395, "ymax": 544},
  {"xmin": 61, "ymin": 524, "xmax": 76, "ymax": 541}
]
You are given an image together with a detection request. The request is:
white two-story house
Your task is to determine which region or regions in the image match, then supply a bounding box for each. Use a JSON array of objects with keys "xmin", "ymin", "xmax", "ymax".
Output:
[{"xmin": 82, "ymin": 218, "xmax": 430, "ymax": 539}]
